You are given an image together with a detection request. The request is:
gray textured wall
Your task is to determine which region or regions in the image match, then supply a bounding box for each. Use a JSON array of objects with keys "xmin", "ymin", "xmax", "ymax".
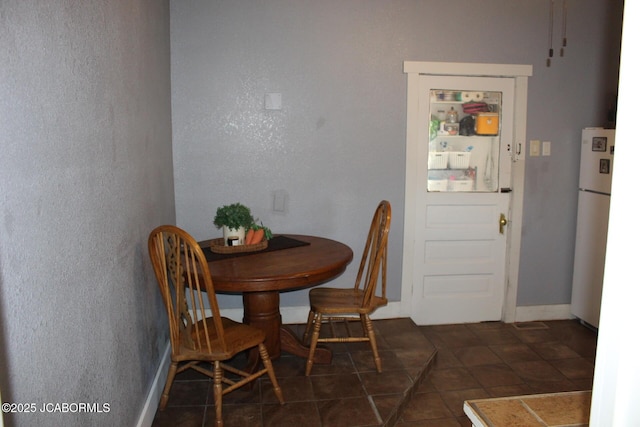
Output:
[
  {"xmin": 170, "ymin": 0, "xmax": 623, "ymax": 309},
  {"xmin": 0, "ymin": 1, "xmax": 174, "ymax": 426}
]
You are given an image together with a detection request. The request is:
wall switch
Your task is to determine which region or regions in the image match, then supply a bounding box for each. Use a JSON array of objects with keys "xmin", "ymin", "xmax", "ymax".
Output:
[
  {"xmin": 530, "ymin": 139, "xmax": 540, "ymax": 157},
  {"xmin": 542, "ymin": 141, "xmax": 551, "ymax": 156}
]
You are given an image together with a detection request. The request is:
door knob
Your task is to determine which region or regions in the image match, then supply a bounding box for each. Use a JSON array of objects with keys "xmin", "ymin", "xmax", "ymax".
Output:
[{"xmin": 499, "ymin": 213, "xmax": 508, "ymax": 234}]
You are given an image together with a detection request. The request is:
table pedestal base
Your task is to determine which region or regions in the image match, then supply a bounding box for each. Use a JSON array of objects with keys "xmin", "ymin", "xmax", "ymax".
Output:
[
  {"xmin": 242, "ymin": 291, "xmax": 332, "ymax": 363},
  {"xmin": 280, "ymin": 326, "xmax": 331, "ymax": 364}
]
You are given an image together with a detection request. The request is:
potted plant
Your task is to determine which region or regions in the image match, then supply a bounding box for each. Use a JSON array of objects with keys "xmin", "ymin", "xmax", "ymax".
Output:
[{"xmin": 213, "ymin": 203, "xmax": 255, "ymax": 245}]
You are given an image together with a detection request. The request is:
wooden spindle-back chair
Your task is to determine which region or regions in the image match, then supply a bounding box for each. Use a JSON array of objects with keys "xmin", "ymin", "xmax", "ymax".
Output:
[
  {"xmin": 303, "ymin": 200, "xmax": 391, "ymax": 375},
  {"xmin": 148, "ymin": 225, "xmax": 284, "ymax": 426}
]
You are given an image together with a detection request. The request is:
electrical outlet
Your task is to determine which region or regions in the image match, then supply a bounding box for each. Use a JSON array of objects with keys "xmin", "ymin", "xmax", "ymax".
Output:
[
  {"xmin": 272, "ymin": 189, "xmax": 288, "ymax": 213},
  {"xmin": 530, "ymin": 140, "xmax": 540, "ymax": 157}
]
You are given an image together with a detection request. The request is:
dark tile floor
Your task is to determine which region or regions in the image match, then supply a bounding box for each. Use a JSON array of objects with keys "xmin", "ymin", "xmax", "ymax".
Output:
[
  {"xmin": 397, "ymin": 319, "xmax": 597, "ymax": 426},
  {"xmin": 151, "ymin": 318, "xmax": 597, "ymax": 427}
]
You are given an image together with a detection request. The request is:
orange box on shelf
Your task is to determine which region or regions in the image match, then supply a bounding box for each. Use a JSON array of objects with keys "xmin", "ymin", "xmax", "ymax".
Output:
[{"xmin": 476, "ymin": 112, "xmax": 499, "ymax": 135}]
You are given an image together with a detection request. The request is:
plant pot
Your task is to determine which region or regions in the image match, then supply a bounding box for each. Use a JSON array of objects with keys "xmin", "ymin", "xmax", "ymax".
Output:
[{"xmin": 222, "ymin": 226, "xmax": 246, "ymax": 246}]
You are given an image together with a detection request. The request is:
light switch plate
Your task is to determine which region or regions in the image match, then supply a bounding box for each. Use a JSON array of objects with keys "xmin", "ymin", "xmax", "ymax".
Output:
[
  {"xmin": 272, "ymin": 189, "xmax": 288, "ymax": 213},
  {"xmin": 542, "ymin": 141, "xmax": 551, "ymax": 156},
  {"xmin": 265, "ymin": 93, "xmax": 282, "ymax": 110},
  {"xmin": 530, "ymin": 139, "xmax": 540, "ymax": 157}
]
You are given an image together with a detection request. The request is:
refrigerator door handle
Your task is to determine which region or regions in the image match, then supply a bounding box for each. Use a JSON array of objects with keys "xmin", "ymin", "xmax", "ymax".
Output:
[{"xmin": 582, "ymin": 188, "xmax": 611, "ymax": 197}]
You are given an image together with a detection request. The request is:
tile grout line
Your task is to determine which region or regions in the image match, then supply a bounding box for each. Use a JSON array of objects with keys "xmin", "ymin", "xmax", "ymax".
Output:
[
  {"xmin": 367, "ymin": 395, "xmax": 384, "ymax": 425},
  {"xmin": 351, "ymin": 350, "xmax": 386, "ymax": 426}
]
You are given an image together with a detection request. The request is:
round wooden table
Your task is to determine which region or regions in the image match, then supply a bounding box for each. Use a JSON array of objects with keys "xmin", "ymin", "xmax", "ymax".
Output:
[{"xmin": 200, "ymin": 235, "xmax": 353, "ymax": 362}]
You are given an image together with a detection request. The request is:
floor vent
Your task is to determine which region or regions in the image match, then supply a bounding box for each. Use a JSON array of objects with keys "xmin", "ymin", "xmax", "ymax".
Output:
[{"xmin": 512, "ymin": 321, "xmax": 549, "ymax": 330}]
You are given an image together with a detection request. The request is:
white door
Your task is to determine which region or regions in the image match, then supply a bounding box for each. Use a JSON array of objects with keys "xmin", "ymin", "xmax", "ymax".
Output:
[{"xmin": 409, "ymin": 74, "xmax": 516, "ymax": 325}]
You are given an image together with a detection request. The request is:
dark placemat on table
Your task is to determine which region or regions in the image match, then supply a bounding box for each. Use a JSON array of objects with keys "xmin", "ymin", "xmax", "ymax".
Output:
[{"xmin": 200, "ymin": 235, "xmax": 310, "ymax": 262}]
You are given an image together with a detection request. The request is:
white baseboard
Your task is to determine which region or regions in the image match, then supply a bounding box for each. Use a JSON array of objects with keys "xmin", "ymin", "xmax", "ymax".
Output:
[
  {"xmin": 219, "ymin": 301, "xmax": 405, "ymax": 325},
  {"xmin": 219, "ymin": 302, "xmax": 574, "ymax": 325},
  {"xmin": 514, "ymin": 304, "xmax": 573, "ymax": 322},
  {"xmin": 136, "ymin": 343, "xmax": 171, "ymax": 427}
]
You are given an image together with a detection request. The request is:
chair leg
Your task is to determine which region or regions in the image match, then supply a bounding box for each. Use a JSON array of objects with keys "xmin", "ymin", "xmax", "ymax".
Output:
[
  {"xmin": 159, "ymin": 362, "xmax": 178, "ymax": 410},
  {"xmin": 305, "ymin": 312, "xmax": 323, "ymax": 376},
  {"xmin": 362, "ymin": 314, "xmax": 382, "ymax": 373},
  {"xmin": 302, "ymin": 309, "xmax": 315, "ymax": 344},
  {"xmin": 213, "ymin": 361, "xmax": 223, "ymax": 427},
  {"xmin": 258, "ymin": 343, "xmax": 285, "ymax": 404}
]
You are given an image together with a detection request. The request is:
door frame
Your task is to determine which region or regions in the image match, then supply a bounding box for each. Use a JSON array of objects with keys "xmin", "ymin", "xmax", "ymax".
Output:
[{"xmin": 401, "ymin": 61, "xmax": 532, "ymax": 323}]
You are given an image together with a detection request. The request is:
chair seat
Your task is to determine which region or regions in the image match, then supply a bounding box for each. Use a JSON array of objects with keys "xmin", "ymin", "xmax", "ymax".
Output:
[
  {"xmin": 189, "ymin": 317, "xmax": 266, "ymax": 360},
  {"xmin": 309, "ymin": 287, "xmax": 388, "ymax": 314}
]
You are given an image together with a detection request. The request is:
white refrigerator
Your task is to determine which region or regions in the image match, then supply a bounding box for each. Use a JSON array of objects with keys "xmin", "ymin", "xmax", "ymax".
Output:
[{"xmin": 570, "ymin": 127, "xmax": 615, "ymax": 328}]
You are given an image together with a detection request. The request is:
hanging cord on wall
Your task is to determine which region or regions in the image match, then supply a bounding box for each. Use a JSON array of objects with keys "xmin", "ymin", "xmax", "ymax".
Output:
[
  {"xmin": 560, "ymin": 0, "xmax": 568, "ymax": 57},
  {"xmin": 547, "ymin": 0, "xmax": 554, "ymax": 67}
]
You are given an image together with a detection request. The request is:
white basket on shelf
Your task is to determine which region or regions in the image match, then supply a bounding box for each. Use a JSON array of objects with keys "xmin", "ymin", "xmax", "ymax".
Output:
[
  {"xmin": 428, "ymin": 152, "xmax": 449, "ymax": 169},
  {"xmin": 448, "ymin": 152, "xmax": 471, "ymax": 169},
  {"xmin": 428, "ymin": 179, "xmax": 448, "ymax": 192},
  {"xmin": 449, "ymin": 179, "xmax": 474, "ymax": 192}
]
